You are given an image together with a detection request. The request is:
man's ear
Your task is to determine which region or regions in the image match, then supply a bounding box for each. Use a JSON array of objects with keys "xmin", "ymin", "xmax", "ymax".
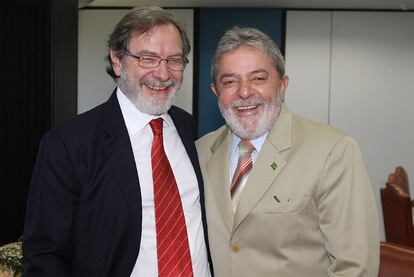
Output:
[
  {"xmin": 110, "ymin": 49, "xmax": 122, "ymax": 77},
  {"xmin": 279, "ymin": 75, "xmax": 289, "ymax": 100},
  {"xmin": 211, "ymin": 83, "xmax": 219, "ymax": 97}
]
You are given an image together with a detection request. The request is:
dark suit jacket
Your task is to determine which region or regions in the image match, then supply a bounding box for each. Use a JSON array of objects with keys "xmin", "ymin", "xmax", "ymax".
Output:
[{"xmin": 23, "ymin": 91, "xmax": 213, "ymax": 276}]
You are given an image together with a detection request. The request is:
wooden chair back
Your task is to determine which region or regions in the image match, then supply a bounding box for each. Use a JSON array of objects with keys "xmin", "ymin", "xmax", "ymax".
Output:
[{"xmin": 380, "ymin": 183, "xmax": 414, "ymax": 247}]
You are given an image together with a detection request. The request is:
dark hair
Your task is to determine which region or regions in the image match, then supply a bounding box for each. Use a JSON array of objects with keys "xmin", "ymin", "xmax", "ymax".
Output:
[
  {"xmin": 106, "ymin": 5, "xmax": 191, "ymax": 79},
  {"xmin": 211, "ymin": 26, "xmax": 285, "ymax": 83}
]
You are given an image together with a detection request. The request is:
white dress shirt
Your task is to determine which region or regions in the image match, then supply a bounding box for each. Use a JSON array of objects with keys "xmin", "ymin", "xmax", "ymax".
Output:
[{"xmin": 116, "ymin": 89, "xmax": 211, "ymax": 277}]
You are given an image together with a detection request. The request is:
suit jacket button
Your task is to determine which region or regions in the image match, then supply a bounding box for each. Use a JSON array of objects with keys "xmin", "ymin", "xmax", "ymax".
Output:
[{"xmin": 231, "ymin": 243, "xmax": 240, "ymax": 253}]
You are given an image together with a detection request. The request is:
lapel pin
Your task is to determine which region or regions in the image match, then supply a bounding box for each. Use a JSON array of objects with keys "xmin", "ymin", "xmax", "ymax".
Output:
[{"xmin": 270, "ymin": 162, "xmax": 277, "ymax": 170}]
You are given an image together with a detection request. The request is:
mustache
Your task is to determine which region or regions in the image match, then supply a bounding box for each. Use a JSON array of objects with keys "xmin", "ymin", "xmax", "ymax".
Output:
[
  {"xmin": 230, "ymin": 98, "xmax": 267, "ymax": 108},
  {"xmin": 140, "ymin": 78, "xmax": 176, "ymax": 88}
]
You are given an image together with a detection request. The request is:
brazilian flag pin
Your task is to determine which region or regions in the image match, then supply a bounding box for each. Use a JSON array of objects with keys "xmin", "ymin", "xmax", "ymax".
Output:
[{"xmin": 271, "ymin": 162, "xmax": 277, "ymax": 170}]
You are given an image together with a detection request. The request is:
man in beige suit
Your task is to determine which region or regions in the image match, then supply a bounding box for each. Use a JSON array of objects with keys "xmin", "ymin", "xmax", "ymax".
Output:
[{"xmin": 196, "ymin": 26, "xmax": 379, "ymax": 276}]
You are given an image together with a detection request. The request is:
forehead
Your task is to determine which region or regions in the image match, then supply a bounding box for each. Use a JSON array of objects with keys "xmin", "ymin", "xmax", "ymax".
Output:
[
  {"xmin": 217, "ymin": 45, "xmax": 276, "ymax": 76},
  {"xmin": 128, "ymin": 24, "xmax": 183, "ymax": 54}
]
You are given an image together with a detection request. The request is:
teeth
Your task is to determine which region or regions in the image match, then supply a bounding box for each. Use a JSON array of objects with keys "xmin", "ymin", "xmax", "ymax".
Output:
[
  {"xmin": 147, "ymin": 84, "xmax": 168, "ymax": 90},
  {"xmin": 237, "ymin": 105, "xmax": 257, "ymax": 110}
]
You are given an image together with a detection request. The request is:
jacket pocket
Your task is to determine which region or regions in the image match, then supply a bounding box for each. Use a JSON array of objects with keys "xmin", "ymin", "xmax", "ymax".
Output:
[{"xmin": 264, "ymin": 196, "xmax": 310, "ymax": 214}]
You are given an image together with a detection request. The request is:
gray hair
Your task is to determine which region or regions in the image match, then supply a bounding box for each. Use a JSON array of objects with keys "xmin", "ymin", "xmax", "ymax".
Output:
[
  {"xmin": 211, "ymin": 26, "xmax": 285, "ymax": 83},
  {"xmin": 106, "ymin": 5, "xmax": 191, "ymax": 79}
]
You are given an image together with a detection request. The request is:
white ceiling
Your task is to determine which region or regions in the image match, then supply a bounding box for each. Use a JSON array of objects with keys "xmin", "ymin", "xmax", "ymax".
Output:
[{"xmin": 86, "ymin": 0, "xmax": 414, "ymax": 10}]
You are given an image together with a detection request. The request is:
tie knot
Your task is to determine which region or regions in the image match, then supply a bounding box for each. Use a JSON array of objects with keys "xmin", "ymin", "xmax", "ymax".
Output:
[
  {"xmin": 239, "ymin": 139, "xmax": 255, "ymax": 155},
  {"xmin": 149, "ymin": 118, "xmax": 163, "ymax": 136}
]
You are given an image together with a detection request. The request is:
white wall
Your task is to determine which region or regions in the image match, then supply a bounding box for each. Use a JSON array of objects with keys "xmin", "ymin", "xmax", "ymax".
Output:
[
  {"xmin": 78, "ymin": 9, "xmax": 194, "ymax": 114},
  {"xmin": 285, "ymin": 11, "xmax": 332, "ymax": 124},
  {"xmin": 286, "ymin": 11, "xmax": 414, "ymax": 240}
]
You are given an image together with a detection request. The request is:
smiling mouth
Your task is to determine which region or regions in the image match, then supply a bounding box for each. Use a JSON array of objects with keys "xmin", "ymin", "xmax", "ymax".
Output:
[
  {"xmin": 141, "ymin": 78, "xmax": 176, "ymax": 92},
  {"xmin": 146, "ymin": 84, "xmax": 169, "ymax": 91},
  {"xmin": 236, "ymin": 105, "xmax": 259, "ymax": 111}
]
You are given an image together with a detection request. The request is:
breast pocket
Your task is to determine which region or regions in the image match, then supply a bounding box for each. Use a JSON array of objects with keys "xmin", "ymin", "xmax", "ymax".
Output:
[{"xmin": 264, "ymin": 196, "xmax": 310, "ymax": 214}]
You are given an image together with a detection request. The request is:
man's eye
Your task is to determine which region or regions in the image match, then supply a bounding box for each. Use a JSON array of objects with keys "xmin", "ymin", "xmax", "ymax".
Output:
[
  {"xmin": 222, "ymin": 81, "xmax": 236, "ymax": 87},
  {"xmin": 140, "ymin": 56, "xmax": 159, "ymax": 63},
  {"xmin": 222, "ymin": 79, "xmax": 236, "ymax": 85},
  {"xmin": 252, "ymin": 76, "xmax": 267, "ymax": 83},
  {"xmin": 168, "ymin": 59, "xmax": 184, "ymax": 66}
]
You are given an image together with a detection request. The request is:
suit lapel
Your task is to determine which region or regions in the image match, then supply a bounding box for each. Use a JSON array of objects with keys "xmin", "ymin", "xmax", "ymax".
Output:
[
  {"xmin": 101, "ymin": 91, "xmax": 141, "ymax": 231},
  {"xmin": 234, "ymin": 105, "xmax": 292, "ymax": 231},
  {"xmin": 206, "ymin": 127, "xmax": 234, "ymax": 232}
]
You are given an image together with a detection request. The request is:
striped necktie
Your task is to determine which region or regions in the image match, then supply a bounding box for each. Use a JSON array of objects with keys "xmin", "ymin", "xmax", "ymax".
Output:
[
  {"xmin": 230, "ymin": 139, "xmax": 255, "ymax": 212},
  {"xmin": 149, "ymin": 118, "xmax": 194, "ymax": 277}
]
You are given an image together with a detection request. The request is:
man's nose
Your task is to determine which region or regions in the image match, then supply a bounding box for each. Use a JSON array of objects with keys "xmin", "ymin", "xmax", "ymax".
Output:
[
  {"xmin": 152, "ymin": 60, "xmax": 170, "ymax": 81},
  {"xmin": 238, "ymin": 81, "xmax": 253, "ymax": 98}
]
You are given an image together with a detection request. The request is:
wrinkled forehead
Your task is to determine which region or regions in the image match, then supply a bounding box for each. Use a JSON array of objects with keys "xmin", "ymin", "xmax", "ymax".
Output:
[
  {"xmin": 129, "ymin": 23, "xmax": 179, "ymax": 42},
  {"xmin": 127, "ymin": 24, "xmax": 183, "ymax": 54},
  {"xmin": 217, "ymin": 44, "xmax": 280, "ymax": 75},
  {"xmin": 219, "ymin": 45, "xmax": 276, "ymax": 71}
]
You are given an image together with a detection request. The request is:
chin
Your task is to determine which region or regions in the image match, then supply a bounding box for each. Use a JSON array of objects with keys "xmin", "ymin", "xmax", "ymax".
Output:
[
  {"xmin": 236, "ymin": 113, "xmax": 262, "ymax": 127},
  {"xmin": 136, "ymin": 90, "xmax": 177, "ymax": 115}
]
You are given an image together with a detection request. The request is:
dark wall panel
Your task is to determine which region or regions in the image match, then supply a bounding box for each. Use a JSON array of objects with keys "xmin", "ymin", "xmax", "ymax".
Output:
[
  {"xmin": 0, "ymin": 0, "xmax": 52, "ymax": 245},
  {"xmin": 0, "ymin": 0, "xmax": 77, "ymax": 245}
]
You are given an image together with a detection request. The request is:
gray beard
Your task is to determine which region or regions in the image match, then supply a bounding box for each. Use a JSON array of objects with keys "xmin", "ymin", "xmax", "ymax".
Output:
[
  {"xmin": 119, "ymin": 71, "xmax": 178, "ymax": 116},
  {"xmin": 219, "ymin": 89, "xmax": 283, "ymax": 140}
]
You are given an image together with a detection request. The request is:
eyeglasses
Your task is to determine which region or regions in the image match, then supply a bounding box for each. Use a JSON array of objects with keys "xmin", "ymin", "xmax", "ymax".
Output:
[{"xmin": 122, "ymin": 49, "xmax": 189, "ymax": 71}]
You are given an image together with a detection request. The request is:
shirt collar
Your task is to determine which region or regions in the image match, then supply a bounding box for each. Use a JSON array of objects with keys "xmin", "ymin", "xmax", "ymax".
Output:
[
  {"xmin": 116, "ymin": 87, "xmax": 176, "ymax": 136},
  {"xmin": 230, "ymin": 131, "xmax": 268, "ymax": 157}
]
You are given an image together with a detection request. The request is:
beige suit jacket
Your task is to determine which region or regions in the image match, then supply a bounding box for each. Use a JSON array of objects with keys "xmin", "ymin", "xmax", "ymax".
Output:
[{"xmin": 196, "ymin": 105, "xmax": 379, "ymax": 276}]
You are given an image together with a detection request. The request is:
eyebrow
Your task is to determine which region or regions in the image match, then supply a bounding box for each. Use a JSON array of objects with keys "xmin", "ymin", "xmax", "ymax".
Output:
[
  {"xmin": 219, "ymin": 69, "xmax": 269, "ymax": 80},
  {"xmin": 219, "ymin": 73, "xmax": 238, "ymax": 80},
  {"xmin": 134, "ymin": 50, "xmax": 184, "ymax": 58},
  {"xmin": 250, "ymin": 69, "xmax": 269, "ymax": 75}
]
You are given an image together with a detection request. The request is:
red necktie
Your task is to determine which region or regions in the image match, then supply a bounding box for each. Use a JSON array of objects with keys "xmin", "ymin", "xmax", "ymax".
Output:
[{"xmin": 149, "ymin": 118, "xmax": 194, "ymax": 277}]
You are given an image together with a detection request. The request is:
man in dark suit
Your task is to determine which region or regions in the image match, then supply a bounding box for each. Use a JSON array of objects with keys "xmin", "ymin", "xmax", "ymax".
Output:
[{"xmin": 23, "ymin": 6, "xmax": 212, "ymax": 276}]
